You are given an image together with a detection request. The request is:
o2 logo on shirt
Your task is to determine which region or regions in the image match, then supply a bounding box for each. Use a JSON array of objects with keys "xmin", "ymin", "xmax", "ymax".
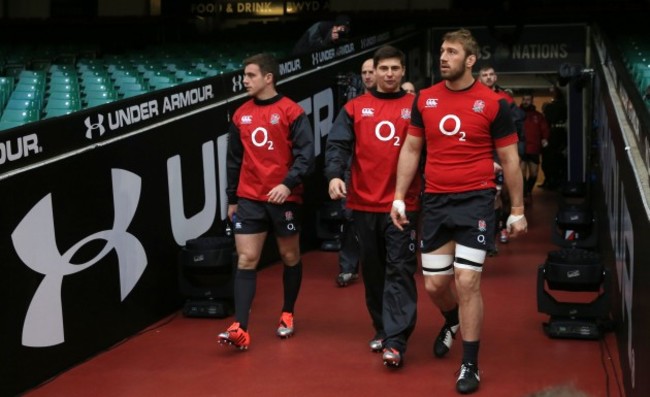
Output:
[
  {"xmin": 251, "ymin": 127, "xmax": 274, "ymax": 150},
  {"xmin": 375, "ymin": 120, "xmax": 400, "ymax": 146},
  {"xmin": 439, "ymin": 114, "xmax": 467, "ymax": 142}
]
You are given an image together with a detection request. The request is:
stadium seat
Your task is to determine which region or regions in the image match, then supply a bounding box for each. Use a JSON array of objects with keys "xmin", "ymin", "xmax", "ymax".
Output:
[
  {"xmin": 120, "ymin": 89, "xmax": 148, "ymax": 99},
  {"xmin": 0, "ymin": 108, "xmax": 39, "ymax": 122},
  {"xmin": 14, "ymin": 83, "xmax": 44, "ymax": 94},
  {"xmin": 10, "ymin": 91, "xmax": 42, "ymax": 102},
  {"xmin": 49, "ymin": 76, "xmax": 78, "ymax": 87},
  {"xmin": 0, "ymin": 120, "xmax": 25, "ymax": 130},
  {"xmin": 83, "ymin": 83, "xmax": 113, "ymax": 92},
  {"xmin": 84, "ymin": 97, "xmax": 115, "ymax": 108},
  {"xmin": 5, "ymin": 98, "xmax": 41, "ymax": 111},
  {"xmin": 84, "ymin": 90, "xmax": 118, "ymax": 100},
  {"xmin": 48, "ymin": 91, "xmax": 81, "ymax": 101},
  {"xmin": 117, "ymin": 82, "xmax": 146, "ymax": 91},
  {"xmin": 113, "ymin": 76, "xmax": 142, "ymax": 89},
  {"xmin": 48, "ymin": 83, "xmax": 80, "ymax": 93},
  {"xmin": 43, "ymin": 108, "xmax": 74, "ymax": 119},
  {"xmin": 148, "ymin": 75, "xmax": 177, "ymax": 90},
  {"xmin": 44, "ymin": 98, "xmax": 81, "ymax": 111},
  {"xmin": 175, "ymin": 70, "xmax": 204, "ymax": 82}
]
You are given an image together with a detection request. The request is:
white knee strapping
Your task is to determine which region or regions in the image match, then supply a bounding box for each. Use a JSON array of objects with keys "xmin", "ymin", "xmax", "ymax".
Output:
[
  {"xmin": 421, "ymin": 253, "xmax": 454, "ymax": 276},
  {"xmin": 454, "ymin": 244, "xmax": 486, "ymax": 272}
]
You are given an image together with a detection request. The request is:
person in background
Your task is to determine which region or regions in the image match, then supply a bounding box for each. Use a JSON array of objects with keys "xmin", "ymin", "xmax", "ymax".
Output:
[
  {"xmin": 336, "ymin": 57, "xmax": 377, "ymax": 287},
  {"xmin": 540, "ymin": 85, "xmax": 568, "ymax": 190},
  {"xmin": 478, "ymin": 65, "xmax": 525, "ymax": 247},
  {"xmin": 218, "ymin": 53, "xmax": 315, "ymax": 351},
  {"xmin": 361, "ymin": 58, "xmax": 376, "ymax": 93},
  {"xmin": 391, "ymin": 28, "xmax": 527, "ymax": 393},
  {"xmin": 326, "ymin": 45, "xmax": 420, "ymax": 368},
  {"xmin": 402, "ymin": 81, "xmax": 416, "ymax": 94},
  {"xmin": 291, "ymin": 15, "xmax": 351, "ymax": 56},
  {"xmin": 520, "ymin": 91, "xmax": 550, "ymax": 204}
]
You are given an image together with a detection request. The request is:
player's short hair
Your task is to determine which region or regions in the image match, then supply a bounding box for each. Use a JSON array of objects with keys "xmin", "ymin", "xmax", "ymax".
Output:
[
  {"xmin": 443, "ymin": 28, "xmax": 479, "ymax": 58},
  {"xmin": 373, "ymin": 45, "xmax": 405, "ymax": 67},
  {"xmin": 243, "ymin": 53, "xmax": 280, "ymax": 86}
]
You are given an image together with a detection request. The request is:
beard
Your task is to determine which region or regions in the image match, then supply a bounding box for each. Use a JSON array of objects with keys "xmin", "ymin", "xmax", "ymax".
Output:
[{"xmin": 440, "ymin": 63, "xmax": 465, "ymax": 82}]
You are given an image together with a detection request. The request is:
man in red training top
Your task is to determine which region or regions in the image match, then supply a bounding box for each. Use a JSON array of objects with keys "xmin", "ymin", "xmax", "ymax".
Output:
[
  {"xmin": 326, "ymin": 45, "xmax": 420, "ymax": 369},
  {"xmin": 218, "ymin": 52, "xmax": 314, "ymax": 351},
  {"xmin": 391, "ymin": 29, "xmax": 527, "ymax": 394}
]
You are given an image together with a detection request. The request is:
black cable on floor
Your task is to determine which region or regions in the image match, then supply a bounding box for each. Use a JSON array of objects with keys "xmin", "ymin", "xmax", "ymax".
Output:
[{"xmin": 600, "ymin": 335, "xmax": 624, "ymax": 397}]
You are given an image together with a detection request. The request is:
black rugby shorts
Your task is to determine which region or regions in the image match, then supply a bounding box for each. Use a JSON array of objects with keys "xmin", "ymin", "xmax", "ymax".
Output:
[
  {"xmin": 420, "ymin": 189, "xmax": 496, "ymax": 253},
  {"xmin": 232, "ymin": 198, "xmax": 301, "ymax": 237}
]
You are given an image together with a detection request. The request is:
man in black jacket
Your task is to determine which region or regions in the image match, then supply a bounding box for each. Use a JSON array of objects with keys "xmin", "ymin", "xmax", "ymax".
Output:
[{"xmin": 292, "ymin": 15, "xmax": 351, "ymax": 56}]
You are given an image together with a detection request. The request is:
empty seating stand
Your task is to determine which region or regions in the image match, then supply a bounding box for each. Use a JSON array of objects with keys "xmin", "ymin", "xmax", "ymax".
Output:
[{"xmin": 0, "ymin": 39, "xmax": 293, "ymax": 130}]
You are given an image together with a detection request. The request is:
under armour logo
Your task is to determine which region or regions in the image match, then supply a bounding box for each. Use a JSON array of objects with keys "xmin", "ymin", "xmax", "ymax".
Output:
[
  {"xmin": 84, "ymin": 114, "xmax": 106, "ymax": 139},
  {"xmin": 12, "ymin": 169, "xmax": 147, "ymax": 347},
  {"xmin": 232, "ymin": 75, "xmax": 243, "ymax": 92}
]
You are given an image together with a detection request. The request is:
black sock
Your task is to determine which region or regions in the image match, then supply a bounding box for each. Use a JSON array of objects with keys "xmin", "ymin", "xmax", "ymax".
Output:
[
  {"xmin": 495, "ymin": 208, "xmax": 503, "ymax": 231},
  {"xmin": 462, "ymin": 340, "xmax": 480, "ymax": 366},
  {"xmin": 234, "ymin": 269, "xmax": 256, "ymax": 330},
  {"xmin": 441, "ymin": 305, "xmax": 459, "ymax": 326},
  {"xmin": 501, "ymin": 210, "xmax": 509, "ymax": 227},
  {"xmin": 282, "ymin": 261, "xmax": 303, "ymax": 313}
]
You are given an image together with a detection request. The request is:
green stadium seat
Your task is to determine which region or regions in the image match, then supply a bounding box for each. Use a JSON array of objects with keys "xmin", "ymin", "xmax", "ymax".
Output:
[
  {"xmin": 120, "ymin": 89, "xmax": 148, "ymax": 99},
  {"xmin": 49, "ymin": 76, "xmax": 78, "ymax": 87},
  {"xmin": 84, "ymin": 90, "xmax": 118, "ymax": 101},
  {"xmin": 48, "ymin": 83, "xmax": 79, "ymax": 93},
  {"xmin": 10, "ymin": 91, "xmax": 42, "ymax": 102},
  {"xmin": 49, "ymin": 64, "xmax": 76, "ymax": 73},
  {"xmin": 0, "ymin": 76, "xmax": 15, "ymax": 91},
  {"xmin": 117, "ymin": 82, "xmax": 146, "ymax": 92},
  {"xmin": 84, "ymin": 98, "xmax": 115, "ymax": 108},
  {"xmin": 83, "ymin": 83, "xmax": 113, "ymax": 92},
  {"xmin": 1, "ymin": 108, "xmax": 39, "ymax": 122},
  {"xmin": 43, "ymin": 108, "xmax": 75, "ymax": 119},
  {"xmin": 0, "ymin": 120, "xmax": 25, "ymax": 130},
  {"xmin": 47, "ymin": 91, "xmax": 81, "ymax": 101},
  {"xmin": 5, "ymin": 98, "xmax": 41, "ymax": 111},
  {"xmin": 81, "ymin": 75, "xmax": 111, "ymax": 87},
  {"xmin": 111, "ymin": 69, "xmax": 139, "ymax": 79},
  {"xmin": 113, "ymin": 76, "xmax": 142, "ymax": 88},
  {"xmin": 44, "ymin": 98, "xmax": 81, "ymax": 111},
  {"xmin": 14, "ymin": 83, "xmax": 43, "ymax": 93},
  {"xmin": 175, "ymin": 70, "xmax": 204, "ymax": 82},
  {"xmin": 148, "ymin": 75, "xmax": 177, "ymax": 90},
  {"xmin": 19, "ymin": 70, "xmax": 46, "ymax": 80}
]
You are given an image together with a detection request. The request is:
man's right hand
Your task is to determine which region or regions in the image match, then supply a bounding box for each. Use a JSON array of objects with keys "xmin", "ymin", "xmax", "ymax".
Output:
[
  {"xmin": 390, "ymin": 199, "xmax": 409, "ymax": 231},
  {"xmin": 227, "ymin": 204, "xmax": 238, "ymax": 222},
  {"xmin": 328, "ymin": 178, "xmax": 346, "ymax": 200}
]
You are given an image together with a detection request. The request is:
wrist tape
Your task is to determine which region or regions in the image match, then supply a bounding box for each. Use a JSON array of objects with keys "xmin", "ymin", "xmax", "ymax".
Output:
[
  {"xmin": 506, "ymin": 214, "xmax": 525, "ymax": 228},
  {"xmin": 392, "ymin": 200, "xmax": 406, "ymax": 217}
]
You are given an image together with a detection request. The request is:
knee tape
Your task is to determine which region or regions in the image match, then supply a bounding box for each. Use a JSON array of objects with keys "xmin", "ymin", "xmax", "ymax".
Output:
[
  {"xmin": 421, "ymin": 253, "xmax": 454, "ymax": 276},
  {"xmin": 454, "ymin": 244, "xmax": 486, "ymax": 272}
]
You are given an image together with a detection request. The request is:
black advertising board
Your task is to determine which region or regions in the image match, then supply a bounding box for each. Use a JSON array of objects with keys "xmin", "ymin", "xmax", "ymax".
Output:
[{"xmin": 0, "ymin": 27, "xmax": 423, "ymax": 396}]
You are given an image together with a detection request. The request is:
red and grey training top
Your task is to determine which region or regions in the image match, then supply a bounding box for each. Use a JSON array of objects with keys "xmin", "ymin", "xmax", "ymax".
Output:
[
  {"xmin": 409, "ymin": 80, "xmax": 517, "ymax": 194},
  {"xmin": 325, "ymin": 89, "xmax": 420, "ymax": 212},
  {"xmin": 227, "ymin": 94, "xmax": 314, "ymax": 204}
]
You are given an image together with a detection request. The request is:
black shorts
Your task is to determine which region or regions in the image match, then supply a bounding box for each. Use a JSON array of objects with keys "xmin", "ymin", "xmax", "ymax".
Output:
[
  {"xmin": 232, "ymin": 198, "xmax": 301, "ymax": 237},
  {"xmin": 420, "ymin": 190, "xmax": 496, "ymax": 252},
  {"xmin": 522, "ymin": 153, "xmax": 540, "ymax": 164}
]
